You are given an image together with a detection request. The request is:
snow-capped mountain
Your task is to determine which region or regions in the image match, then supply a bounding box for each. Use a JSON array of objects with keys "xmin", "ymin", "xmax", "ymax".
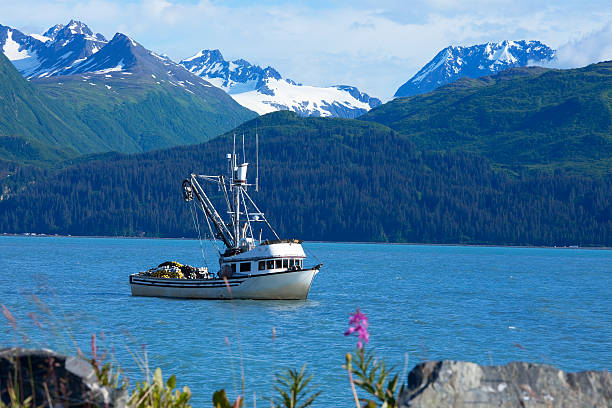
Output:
[
  {"xmin": 394, "ymin": 40, "xmax": 555, "ymax": 98},
  {"xmin": 0, "ymin": 20, "xmax": 107, "ymax": 78},
  {"xmin": 180, "ymin": 49, "xmax": 283, "ymax": 93},
  {"xmin": 0, "ymin": 20, "xmax": 235, "ymax": 101},
  {"xmin": 180, "ymin": 49, "xmax": 381, "ymax": 118},
  {"xmin": 30, "ymin": 32, "xmax": 235, "ymax": 102}
]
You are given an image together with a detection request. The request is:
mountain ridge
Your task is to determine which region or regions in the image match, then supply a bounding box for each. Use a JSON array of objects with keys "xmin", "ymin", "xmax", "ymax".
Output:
[
  {"xmin": 364, "ymin": 60, "xmax": 612, "ymax": 176},
  {"xmin": 180, "ymin": 48, "xmax": 381, "ymax": 118},
  {"xmin": 0, "ymin": 30, "xmax": 257, "ymax": 157},
  {"xmin": 395, "ymin": 40, "xmax": 555, "ymax": 98},
  {"xmin": 0, "ymin": 20, "xmax": 107, "ymax": 78}
]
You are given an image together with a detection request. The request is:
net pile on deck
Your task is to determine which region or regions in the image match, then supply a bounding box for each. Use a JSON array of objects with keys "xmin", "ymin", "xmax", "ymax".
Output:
[{"xmin": 138, "ymin": 261, "xmax": 211, "ymax": 279}]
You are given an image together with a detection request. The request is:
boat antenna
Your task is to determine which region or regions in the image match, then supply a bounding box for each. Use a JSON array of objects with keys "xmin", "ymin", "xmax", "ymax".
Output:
[
  {"xmin": 255, "ymin": 125, "xmax": 259, "ymax": 192},
  {"xmin": 242, "ymin": 133, "xmax": 246, "ymax": 167}
]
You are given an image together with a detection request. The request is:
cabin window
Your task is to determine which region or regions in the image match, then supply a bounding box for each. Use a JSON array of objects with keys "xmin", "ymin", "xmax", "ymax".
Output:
[
  {"xmin": 266, "ymin": 260, "xmax": 274, "ymax": 269},
  {"xmin": 231, "ymin": 264, "xmax": 236, "ymax": 273},
  {"xmin": 240, "ymin": 262, "xmax": 251, "ymax": 272},
  {"xmin": 275, "ymin": 260, "xmax": 282, "ymax": 269},
  {"xmin": 259, "ymin": 261, "xmax": 265, "ymax": 270},
  {"xmin": 296, "ymin": 260, "xmax": 302, "ymax": 269},
  {"xmin": 289, "ymin": 259, "xmax": 295, "ymax": 267},
  {"xmin": 283, "ymin": 259, "xmax": 288, "ymax": 268}
]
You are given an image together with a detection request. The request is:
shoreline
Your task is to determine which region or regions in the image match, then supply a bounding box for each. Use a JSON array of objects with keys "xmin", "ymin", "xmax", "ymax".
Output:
[{"xmin": 2, "ymin": 232, "xmax": 611, "ymax": 250}]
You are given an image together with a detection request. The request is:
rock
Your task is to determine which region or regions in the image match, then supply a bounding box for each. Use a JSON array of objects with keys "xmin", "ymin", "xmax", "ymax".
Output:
[
  {"xmin": 0, "ymin": 347, "xmax": 127, "ymax": 407},
  {"xmin": 399, "ymin": 361, "xmax": 612, "ymax": 407}
]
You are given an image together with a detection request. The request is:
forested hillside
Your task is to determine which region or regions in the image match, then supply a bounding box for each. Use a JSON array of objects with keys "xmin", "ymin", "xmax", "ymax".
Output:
[
  {"xmin": 1, "ymin": 112, "xmax": 610, "ymax": 246},
  {"xmin": 362, "ymin": 62, "xmax": 612, "ymax": 176},
  {"xmin": 0, "ymin": 52, "xmax": 95, "ymax": 159},
  {"xmin": 0, "ymin": 48, "xmax": 256, "ymax": 161}
]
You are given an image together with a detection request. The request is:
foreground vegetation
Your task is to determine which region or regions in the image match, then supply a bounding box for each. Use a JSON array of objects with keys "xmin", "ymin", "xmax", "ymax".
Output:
[{"xmin": 1, "ymin": 306, "xmax": 403, "ymax": 408}]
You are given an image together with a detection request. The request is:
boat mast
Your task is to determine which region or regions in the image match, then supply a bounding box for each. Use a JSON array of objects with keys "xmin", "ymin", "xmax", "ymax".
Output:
[
  {"xmin": 183, "ymin": 131, "xmax": 280, "ymax": 251},
  {"xmin": 232, "ymin": 143, "xmax": 241, "ymax": 246},
  {"xmin": 255, "ymin": 126, "xmax": 259, "ymax": 192}
]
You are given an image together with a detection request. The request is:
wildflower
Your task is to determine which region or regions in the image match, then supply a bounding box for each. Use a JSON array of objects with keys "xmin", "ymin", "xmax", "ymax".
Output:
[{"xmin": 344, "ymin": 308, "xmax": 369, "ymax": 348}]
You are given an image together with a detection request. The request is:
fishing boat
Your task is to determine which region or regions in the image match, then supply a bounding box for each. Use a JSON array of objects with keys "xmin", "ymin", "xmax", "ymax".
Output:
[{"xmin": 129, "ymin": 136, "xmax": 321, "ymax": 300}]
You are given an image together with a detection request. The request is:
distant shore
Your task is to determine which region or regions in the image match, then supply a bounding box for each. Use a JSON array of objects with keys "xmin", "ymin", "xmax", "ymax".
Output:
[{"xmin": 2, "ymin": 232, "xmax": 610, "ymax": 250}]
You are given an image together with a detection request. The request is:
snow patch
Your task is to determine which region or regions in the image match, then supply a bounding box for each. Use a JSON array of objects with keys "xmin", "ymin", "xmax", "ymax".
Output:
[
  {"xmin": 30, "ymin": 34, "xmax": 51, "ymax": 43},
  {"xmin": 231, "ymin": 78, "xmax": 371, "ymax": 116},
  {"xmin": 492, "ymin": 43, "xmax": 518, "ymax": 64},
  {"xmin": 150, "ymin": 52, "xmax": 167, "ymax": 61},
  {"xmin": 412, "ymin": 52, "xmax": 448, "ymax": 83},
  {"xmin": 182, "ymin": 50, "xmax": 203, "ymax": 62},
  {"xmin": 68, "ymin": 58, "xmax": 87, "ymax": 67},
  {"xmin": 93, "ymin": 60, "xmax": 124, "ymax": 74},
  {"xmin": 126, "ymin": 36, "xmax": 138, "ymax": 47},
  {"xmin": 3, "ymin": 30, "xmax": 30, "ymax": 60}
]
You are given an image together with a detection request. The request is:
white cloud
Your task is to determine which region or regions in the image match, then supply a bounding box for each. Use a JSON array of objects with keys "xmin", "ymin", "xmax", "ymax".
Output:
[
  {"xmin": 546, "ymin": 23, "xmax": 612, "ymax": 69},
  {"xmin": 1, "ymin": 0, "xmax": 611, "ymax": 100}
]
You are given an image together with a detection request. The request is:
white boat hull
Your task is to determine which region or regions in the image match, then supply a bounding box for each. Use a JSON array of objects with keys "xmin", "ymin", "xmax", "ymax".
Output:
[{"xmin": 129, "ymin": 268, "xmax": 319, "ymax": 300}]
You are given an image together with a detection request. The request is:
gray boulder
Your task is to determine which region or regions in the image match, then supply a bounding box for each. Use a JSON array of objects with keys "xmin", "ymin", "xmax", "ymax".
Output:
[
  {"xmin": 399, "ymin": 361, "xmax": 611, "ymax": 407},
  {"xmin": 0, "ymin": 347, "xmax": 127, "ymax": 407}
]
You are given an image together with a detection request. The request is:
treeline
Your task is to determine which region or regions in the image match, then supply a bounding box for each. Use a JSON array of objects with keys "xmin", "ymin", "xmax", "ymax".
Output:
[{"xmin": 0, "ymin": 113, "xmax": 610, "ymax": 246}]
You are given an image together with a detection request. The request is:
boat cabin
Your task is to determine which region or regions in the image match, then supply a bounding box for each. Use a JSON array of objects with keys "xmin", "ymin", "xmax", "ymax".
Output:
[{"xmin": 223, "ymin": 257, "xmax": 304, "ymax": 275}]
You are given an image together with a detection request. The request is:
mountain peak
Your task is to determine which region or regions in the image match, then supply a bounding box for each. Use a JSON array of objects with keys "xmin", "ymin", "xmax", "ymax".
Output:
[
  {"xmin": 49, "ymin": 20, "xmax": 106, "ymax": 43},
  {"xmin": 58, "ymin": 32, "xmax": 146, "ymax": 75},
  {"xmin": 0, "ymin": 20, "xmax": 108, "ymax": 78},
  {"xmin": 109, "ymin": 32, "xmax": 139, "ymax": 48},
  {"xmin": 66, "ymin": 20, "xmax": 92, "ymax": 36},
  {"xmin": 42, "ymin": 24, "xmax": 64, "ymax": 40},
  {"xmin": 394, "ymin": 39, "xmax": 555, "ymax": 98},
  {"xmin": 179, "ymin": 48, "xmax": 381, "ymax": 118},
  {"xmin": 180, "ymin": 49, "xmax": 277, "ymax": 93},
  {"xmin": 183, "ymin": 49, "xmax": 224, "ymax": 64}
]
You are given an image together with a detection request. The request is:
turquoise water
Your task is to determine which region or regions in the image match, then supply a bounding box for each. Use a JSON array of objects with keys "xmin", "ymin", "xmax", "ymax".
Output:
[{"xmin": 1, "ymin": 236, "xmax": 611, "ymax": 407}]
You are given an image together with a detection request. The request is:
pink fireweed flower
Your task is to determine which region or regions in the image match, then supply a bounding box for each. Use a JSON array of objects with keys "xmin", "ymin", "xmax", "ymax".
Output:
[{"xmin": 344, "ymin": 308, "xmax": 369, "ymax": 348}]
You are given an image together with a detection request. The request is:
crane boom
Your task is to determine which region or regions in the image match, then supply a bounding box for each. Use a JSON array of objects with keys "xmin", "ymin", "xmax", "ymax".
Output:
[{"xmin": 184, "ymin": 175, "xmax": 235, "ymax": 248}]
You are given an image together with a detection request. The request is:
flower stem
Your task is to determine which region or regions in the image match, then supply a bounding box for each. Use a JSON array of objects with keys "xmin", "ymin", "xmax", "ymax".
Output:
[{"xmin": 346, "ymin": 353, "xmax": 360, "ymax": 408}]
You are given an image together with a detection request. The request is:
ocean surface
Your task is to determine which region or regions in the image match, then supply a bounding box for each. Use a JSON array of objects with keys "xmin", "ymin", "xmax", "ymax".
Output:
[{"xmin": 1, "ymin": 236, "xmax": 611, "ymax": 407}]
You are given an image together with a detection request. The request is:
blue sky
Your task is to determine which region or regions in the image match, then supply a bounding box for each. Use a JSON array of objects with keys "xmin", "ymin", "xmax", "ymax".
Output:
[{"xmin": 2, "ymin": 0, "xmax": 611, "ymax": 99}]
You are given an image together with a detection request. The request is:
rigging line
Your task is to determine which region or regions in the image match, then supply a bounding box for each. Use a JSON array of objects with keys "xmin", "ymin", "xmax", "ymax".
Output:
[
  {"xmin": 240, "ymin": 186, "xmax": 254, "ymax": 241},
  {"xmin": 242, "ymin": 189, "xmax": 280, "ymax": 240},
  {"xmin": 190, "ymin": 200, "xmax": 208, "ymax": 269},
  {"xmin": 201, "ymin": 200, "xmax": 222, "ymax": 255},
  {"xmin": 304, "ymin": 246, "xmax": 322, "ymax": 266}
]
